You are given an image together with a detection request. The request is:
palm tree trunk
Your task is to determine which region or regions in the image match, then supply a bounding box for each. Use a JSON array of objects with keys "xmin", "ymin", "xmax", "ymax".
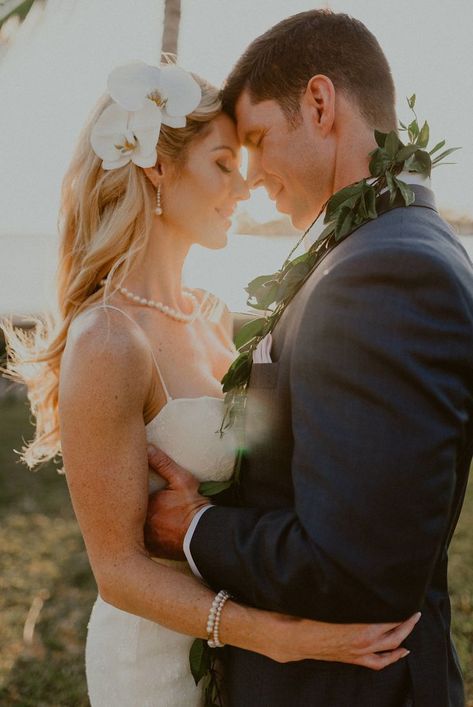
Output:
[{"xmin": 161, "ymin": 0, "xmax": 181, "ymax": 58}]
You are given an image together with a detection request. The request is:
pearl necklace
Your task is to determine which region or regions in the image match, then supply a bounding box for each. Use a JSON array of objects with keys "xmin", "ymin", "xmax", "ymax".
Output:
[{"xmin": 100, "ymin": 280, "xmax": 199, "ymax": 323}]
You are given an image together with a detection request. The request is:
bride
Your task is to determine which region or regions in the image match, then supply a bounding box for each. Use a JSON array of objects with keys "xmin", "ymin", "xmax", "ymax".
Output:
[{"xmin": 4, "ymin": 61, "xmax": 418, "ymax": 706}]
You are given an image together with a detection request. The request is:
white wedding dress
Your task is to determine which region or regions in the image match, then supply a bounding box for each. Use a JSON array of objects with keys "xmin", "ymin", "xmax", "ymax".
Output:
[{"xmin": 85, "ymin": 305, "xmax": 238, "ymax": 707}]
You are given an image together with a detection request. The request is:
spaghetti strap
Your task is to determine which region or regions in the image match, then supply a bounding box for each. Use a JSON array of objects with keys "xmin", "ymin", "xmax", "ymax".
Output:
[{"xmin": 87, "ymin": 304, "xmax": 172, "ymax": 401}]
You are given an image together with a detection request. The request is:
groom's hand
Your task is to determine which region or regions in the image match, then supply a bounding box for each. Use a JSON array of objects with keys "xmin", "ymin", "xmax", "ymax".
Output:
[{"xmin": 144, "ymin": 445, "xmax": 210, "ymax": 560}]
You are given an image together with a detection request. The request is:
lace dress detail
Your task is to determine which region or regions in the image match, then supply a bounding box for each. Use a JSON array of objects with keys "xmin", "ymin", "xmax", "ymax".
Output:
[{"xmin": 84, "ymin": 305, "xmax": 237, "ymax": 707}]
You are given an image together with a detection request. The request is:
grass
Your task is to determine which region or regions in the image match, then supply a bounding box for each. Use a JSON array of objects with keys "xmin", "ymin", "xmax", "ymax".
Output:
[
  {"xmin": 0, "ymin": 396, "xmax": 472, "ymax": 705},
  {"xmin": 0, "ymin": 396, "xmax": 95, "ymax": 706}
]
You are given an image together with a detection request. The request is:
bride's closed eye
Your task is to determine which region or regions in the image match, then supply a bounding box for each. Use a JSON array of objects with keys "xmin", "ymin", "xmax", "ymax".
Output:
[{"xmin": 217, "ymin": 162, "xmax": 233, "ymax": 174}]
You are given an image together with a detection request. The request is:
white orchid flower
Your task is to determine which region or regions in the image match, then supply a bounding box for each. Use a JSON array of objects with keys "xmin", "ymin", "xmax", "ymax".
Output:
[
  {"xmin": 107, "ymin": 61, "xmax": 202, "ymax": 128},
  {"xmin": 90, "ymin": 99, "xmax": 162, "ymax": 170}
]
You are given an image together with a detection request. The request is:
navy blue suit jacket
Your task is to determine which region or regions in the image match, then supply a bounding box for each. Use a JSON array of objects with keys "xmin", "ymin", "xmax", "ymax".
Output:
[{"xmin": 192, "ymin": 187, "xmax": 473, "ymax": 706}]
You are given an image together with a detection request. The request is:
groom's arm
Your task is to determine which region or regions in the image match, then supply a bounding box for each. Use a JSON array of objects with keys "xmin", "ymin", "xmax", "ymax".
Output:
[{"xmin": 189, "ymin": 243, "xmax": 473, "ymax": 623}]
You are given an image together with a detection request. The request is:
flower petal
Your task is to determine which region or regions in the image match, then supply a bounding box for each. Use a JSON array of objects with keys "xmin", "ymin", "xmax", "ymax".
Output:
[
  {"xmin": 158, "ymin": 65, "xmax": 201, "ymax": 117},
  {"xmin": 132, "ymin": 148, "xmax": 158, "ymax": 168},
  {"xmin": 102, "ymin": 155, "xmax": 131, "ymax": 170},
  {"xmin": 129, "ymin": 101, "xmax": 162, "ymax": 152},
  {"xmin": 161, "ymin": 111, "xmax": 186, "ymax": 128},
  {"xmin": 108, "ymin": 61, "xmax": 161, "ymax": 112},
  {"xmin": 90, "ymin": 103, "xmax": 130, "ymax": 160},
  {"xmin": 92, "ymin": 102, "xmax": 128, "ymax": 137},
  {"xmin": 129, "ymin": 99, "xmax": 162, "ymax": 132}
]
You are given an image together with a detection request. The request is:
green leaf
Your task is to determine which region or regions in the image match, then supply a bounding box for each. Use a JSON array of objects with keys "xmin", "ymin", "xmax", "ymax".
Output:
[
  {"xmin": 429, "ymin": 139, "xmax": 445, "ymax": 155},
  {"xmin": 396, "ymin": 144, "xmax": 421, "ymax": 163},
  {"xmin": 410, "ymin": 149, "xmax": 432, "ymax": 176},
  {"xmin": 369, "ymin": 149, "xmax": 390, "ymax": 177},
  {"xmin": 221, "ymin": 352, "xmax": 252, "ymax": 392},
  {"xmin": 277, "ymin": 260, "xmax": 312, "ymax": 300},
  {"xmin": 334, "ymin": 206, "xmax": 354, "ymax": 241},
  {"xmin": 189, "ymin": 639, "xmax": 211, "ymax": 685},
  {"xmin": 408, "ymin": 119, "xmax": 419, "ymax": 142},
  {"xmin": 431, "ymin": 147, "xmax": 461, "ymax": 165},
  {"xmin": 282, "ymin": 259, "xmax": 311, "ymax": 283},
  {"xmin": 363, "ymin": 185, "xmax": 377, "ymax": 219},
  {"xmin": 199, "ymin": 480, "xmax": 233, "ymax": 496},
  {"xmin": 431, "ymin": 161, "xmax": 457, "ymax": 169},
  {"xmin": 246, "ymin": 277, "xmax": 280, "ymax": 309},
  {"xmin": 385, "ymin": 171, "xmax": 398, "ymax": 206},
  {"xmin": 317, "ymin": 221, "xmax": 335, "ymax": 242},
  {"xmin": 407, "ymin": 94, "xmax": 416, "ymax": 109},
  {"xmin": 416, "ymin": 120, "xmax": 429, "ymax": 148},
  {"xmin": 233, "ymin": 317, "xmax": 267, "ymax": 349},
  {"xmin": 399, "ymin": 120, "xmax": 407, "ymax": 131},
  {"xmin": 325, "ymin": 183, "xmax": 363, "ymax": 221},
  {"xmin": 384, "ymin": 131, "xmax": 402, "ymax": 160},
  {"xmin": 357, "ymin": 184, "xmax": 377, "ymax": 220},
  {"xmin": 394, "ymin": 177, "xmax": 415, "ymax": 206},
  {"xmin": 283, "ymin": 252, "xmax": 309, "ymax": 269},
  {"xmin": 374, "ymin": 130, "xmax": 387, "ymax": 147},
  {"xmin": 245, "ymin": 273, "xmax": 277, "ymax": 296}
]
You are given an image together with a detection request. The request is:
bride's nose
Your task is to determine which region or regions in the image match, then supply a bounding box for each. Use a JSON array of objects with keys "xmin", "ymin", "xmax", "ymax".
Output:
[{"xmin": 233, "ymin": 172, "xmax": 250, "ymax": 202}]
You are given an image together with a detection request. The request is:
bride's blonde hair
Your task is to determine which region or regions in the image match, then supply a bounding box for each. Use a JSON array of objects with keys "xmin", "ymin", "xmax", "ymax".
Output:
[{"xmin": 3, "ymin": 72, "xmax": 221, "ymax": 469}]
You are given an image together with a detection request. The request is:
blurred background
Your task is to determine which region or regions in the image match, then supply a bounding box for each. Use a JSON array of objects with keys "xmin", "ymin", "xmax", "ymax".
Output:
[{"xmin": 0, "ymin": 1, "xmax": 472, "ymax": 704}]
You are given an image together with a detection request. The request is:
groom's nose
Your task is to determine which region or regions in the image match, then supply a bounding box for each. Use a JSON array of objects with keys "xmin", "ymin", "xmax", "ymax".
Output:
[{"xmin": 246, "ymin": 152, "xmax": 264, "ymax": 190}]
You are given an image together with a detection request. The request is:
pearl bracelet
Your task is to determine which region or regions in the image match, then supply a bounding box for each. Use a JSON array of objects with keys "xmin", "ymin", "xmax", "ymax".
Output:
[{"xmin": 206, "ymin": 590, "xmax": 231, "ymax": 648}]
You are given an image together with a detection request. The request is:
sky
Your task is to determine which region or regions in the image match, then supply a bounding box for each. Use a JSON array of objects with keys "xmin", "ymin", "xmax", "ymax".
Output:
[
  {"xmin": 177, "ymin": 0, "xmax": 473, "ymax": 221},
  {"xmin": 0, "ymin": 0, "xmax": 472, "ymax": 313},
  {"xmin": 1, "ymin": 0, "xmax": 471, "ymax": 235}
]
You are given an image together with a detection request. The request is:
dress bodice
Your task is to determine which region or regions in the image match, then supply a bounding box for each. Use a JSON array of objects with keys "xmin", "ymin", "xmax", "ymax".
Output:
[{"xmin": 145, "ymin": 396, "xmax": 237, "ymax": 492}]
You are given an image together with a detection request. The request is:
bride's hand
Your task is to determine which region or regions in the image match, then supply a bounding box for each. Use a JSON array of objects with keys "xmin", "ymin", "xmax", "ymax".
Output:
[{"xmin": 259, "ymin": 611, "xmax": 420, "ymax": 669}]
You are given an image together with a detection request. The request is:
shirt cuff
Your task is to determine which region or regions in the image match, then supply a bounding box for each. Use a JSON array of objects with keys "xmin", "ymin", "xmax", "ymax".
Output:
[{"xmin": 183, "ymin": 505, "xmax": 213, "ymax": 579}]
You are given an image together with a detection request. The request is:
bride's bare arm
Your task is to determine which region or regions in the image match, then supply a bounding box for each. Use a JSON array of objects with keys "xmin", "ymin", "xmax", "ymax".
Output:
[{"xmin": 59, "ymin": 310, "xmax": 416, "ymax": 670}]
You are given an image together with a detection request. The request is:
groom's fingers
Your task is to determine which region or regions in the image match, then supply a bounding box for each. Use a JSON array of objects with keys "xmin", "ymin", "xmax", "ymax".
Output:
[
  {"xmin": 147, "ymin": 445, "xmax": 197, "ymax": 490},
  {"xmin": 357, "ymin": 647, "xmax": 410, "ymax": 672},
  {"xmin": 372, "ymin": 611, "xmax": 421, "ymax": 653}
]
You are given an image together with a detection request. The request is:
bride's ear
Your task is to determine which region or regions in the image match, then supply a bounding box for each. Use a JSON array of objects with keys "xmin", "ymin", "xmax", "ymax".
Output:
[{"xmin": 142, "ymin": 162, "xmax": 165, "ymax": 187}]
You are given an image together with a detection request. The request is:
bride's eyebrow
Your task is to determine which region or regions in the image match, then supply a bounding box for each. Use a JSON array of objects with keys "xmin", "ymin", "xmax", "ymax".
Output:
[{"xmin": 211, "ymin": 145, "xmax": 237, "ymax": 157}]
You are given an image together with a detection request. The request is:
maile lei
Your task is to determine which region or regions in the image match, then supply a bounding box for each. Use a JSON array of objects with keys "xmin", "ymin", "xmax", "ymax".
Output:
[{"xmin": 190, "ymin": 96, "xmax": 459, "ymax": 706}]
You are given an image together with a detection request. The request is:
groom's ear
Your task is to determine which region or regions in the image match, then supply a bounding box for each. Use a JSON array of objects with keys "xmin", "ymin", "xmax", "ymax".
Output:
[{"xmin": 303, "ymin": 75, "xmax": 336, "ymax": 137}]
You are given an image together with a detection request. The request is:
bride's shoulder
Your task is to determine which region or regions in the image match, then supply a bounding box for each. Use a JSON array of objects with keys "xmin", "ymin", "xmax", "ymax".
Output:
[
  {"xmin": 62, "ymin": 306, "xmax": 149, "ymax": 383},
  {"xmin": 59, "ymin": 306, "xmax": 150, "ymax": 422}
]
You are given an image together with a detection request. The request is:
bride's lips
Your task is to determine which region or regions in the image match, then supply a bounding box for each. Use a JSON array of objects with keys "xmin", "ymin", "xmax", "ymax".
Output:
[
  {"xmin": 272, "ymin": 189, "xmax": 288, "ymax": 213},
  {"xmin": 215, "ymin": 207, "xmax": 234, "ymax": 226},
  {"xmin": 268, "ymin": 188, "xmax": 282, "ymax": 202}
]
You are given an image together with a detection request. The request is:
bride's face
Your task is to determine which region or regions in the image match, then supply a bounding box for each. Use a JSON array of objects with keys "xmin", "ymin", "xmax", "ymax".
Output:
[{"xmin": 162, "ymin": 114, "xmax": 249, "ymax": 249}]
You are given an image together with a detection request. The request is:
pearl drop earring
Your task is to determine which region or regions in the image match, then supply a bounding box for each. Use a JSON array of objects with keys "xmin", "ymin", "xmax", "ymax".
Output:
[{"xmin": 155, "ymin": 184, "xmax": 163, "ymax": 216}]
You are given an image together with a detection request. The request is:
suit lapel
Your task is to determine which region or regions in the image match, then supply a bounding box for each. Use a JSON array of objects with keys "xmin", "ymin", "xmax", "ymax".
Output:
[{"xmin": 270, "ymin": 185, "xmax": 438, "ymax": 354}]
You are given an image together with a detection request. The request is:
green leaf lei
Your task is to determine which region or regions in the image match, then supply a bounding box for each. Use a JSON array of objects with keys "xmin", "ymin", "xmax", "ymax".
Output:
[{"xmin": 191, "ymin": 96, "xmax": 459, "ymax": 707}]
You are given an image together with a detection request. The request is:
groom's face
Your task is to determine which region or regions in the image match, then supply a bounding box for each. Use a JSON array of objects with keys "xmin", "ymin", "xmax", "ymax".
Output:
[{"xmin": 235, "ymin": 90, "xmax": 335, "ymax": 230}]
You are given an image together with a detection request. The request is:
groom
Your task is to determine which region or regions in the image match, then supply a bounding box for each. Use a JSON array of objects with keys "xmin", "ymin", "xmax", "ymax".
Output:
[{"xmin": 146, "ymin": 10, "xmax": 473, "ymax": 706}]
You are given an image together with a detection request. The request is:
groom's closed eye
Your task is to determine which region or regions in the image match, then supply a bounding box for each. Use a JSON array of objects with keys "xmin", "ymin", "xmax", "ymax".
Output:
[{"xmin": 244, "ymin": 131, "xmax": 264, "ymax": 148}]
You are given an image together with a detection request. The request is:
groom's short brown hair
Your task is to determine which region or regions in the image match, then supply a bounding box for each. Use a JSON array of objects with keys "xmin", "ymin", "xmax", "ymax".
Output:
[{"xmin": 222, "ymin": 10, "xmax": 397, "ymax": 131}]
